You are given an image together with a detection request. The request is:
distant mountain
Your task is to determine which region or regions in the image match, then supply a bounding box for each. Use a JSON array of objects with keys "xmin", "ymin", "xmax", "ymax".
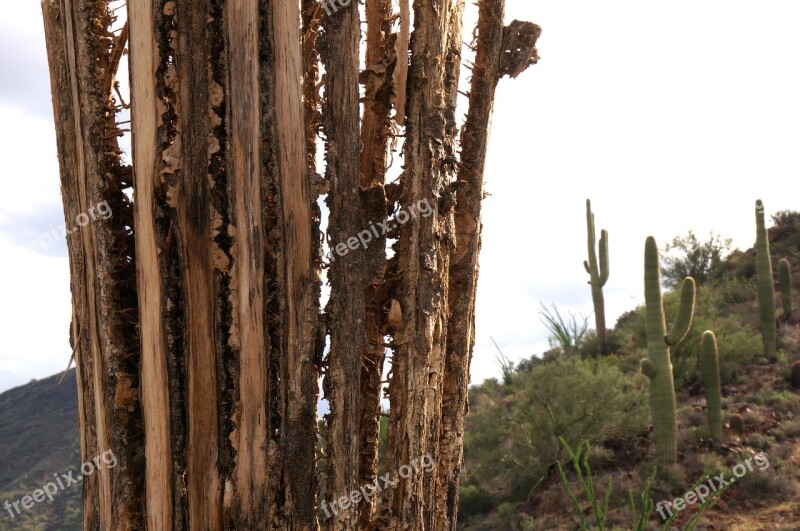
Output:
[{"xmin": 0, "ymin": 370, "xmax": 81, "ymax": 530}]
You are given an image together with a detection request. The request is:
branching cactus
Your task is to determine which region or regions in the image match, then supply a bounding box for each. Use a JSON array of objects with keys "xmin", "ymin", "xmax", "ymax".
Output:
[
  {"xmin": 584, "ymin": 199, "xmax": 609, "ymax": 354},
  {"xmin": 756, "ymin": 200, "xmax": 777, "ymax": 357},
  {"xmin": 779, "ymin": 258, "xmax": 793, "ymax": 317},
  {"xmin": 700, "ymin": 331, "xmax": 723, "ymax": 441},
  {"xmin": 640, "ymin": 236, "xmax": 695, "ymax": 464}
]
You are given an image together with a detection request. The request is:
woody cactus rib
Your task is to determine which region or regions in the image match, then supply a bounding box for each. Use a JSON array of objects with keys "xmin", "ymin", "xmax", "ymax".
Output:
[
  {"xmin": 42, "ymin": 2, "xmax": 142, "ymax": 528},
  {"xmin": 584, "ymin": 199, "xmax": 609, "ymax": 355},
  {"xmin": 641, "ymin": 236, "xmax": 695, "ymax": 464},
  {"xmin": 436, "ymin": 1, "xmax": 540, "ymax": 528}
]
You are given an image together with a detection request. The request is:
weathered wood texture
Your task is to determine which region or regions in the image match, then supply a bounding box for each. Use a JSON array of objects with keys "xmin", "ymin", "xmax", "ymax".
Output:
[
  {"xmin": 382, "ymin": 0, "xmax": 465, "ymax": 528},
  {"xmin": 357, "ymin": 0, "xmax": 394, "ymax": 528},
  {"xmin": 43, "ymin": 0, "xmax": 539, "ymax": 527},
  {"xmin": 42, "ymin": 1, "xmax": 143, "ymax": 529},
  {"xmin": 128, "ymin": 0, "xmax": 320, "ymax": 527},
  {"xmin": 320, "ymin": 0, "xmax": 365, "ymax": 528}
]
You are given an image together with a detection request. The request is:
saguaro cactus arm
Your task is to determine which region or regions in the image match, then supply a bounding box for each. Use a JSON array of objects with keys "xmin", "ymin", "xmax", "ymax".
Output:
[{"xmin": 666, "ymin": 277, "xmax": 696, "ymax": 346}]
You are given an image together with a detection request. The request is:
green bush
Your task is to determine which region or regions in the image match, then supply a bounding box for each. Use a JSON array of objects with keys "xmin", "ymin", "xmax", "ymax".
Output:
[
  {"xmin": 665, "ymin": 283, "xmax": 761, "ymax": 389},
  {"xmin": 458, "ymin": 484, "xmax": 497, "ymax": 519},
  {"xmin": 463, "ymin": 380, "xmax": 512, "ymax": 487},
  {"xmin": 661, "ymin": 231, "xmax": 732, "ymax": 288},
  {"xmin": 502, "ymin": 357, "xmax": 648, "ymax": 492},
  {"xmin": 771, "ymin": 210, "xmax": 800, "ymax": 227}
]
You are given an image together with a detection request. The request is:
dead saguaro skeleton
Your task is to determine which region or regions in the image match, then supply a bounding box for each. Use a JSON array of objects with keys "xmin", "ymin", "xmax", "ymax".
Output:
[{"xmin": 41, "ymin": 0, "xmax": 539, "ymax": 528}]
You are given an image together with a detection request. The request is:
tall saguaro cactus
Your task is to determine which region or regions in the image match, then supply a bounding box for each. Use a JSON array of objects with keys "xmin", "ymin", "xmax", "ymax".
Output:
[
  {"xmin": 641, "ymin": 237, "xmax": 695, "ymax": 464},
  {"xmin": 700, "ymin": 331, "xmax": 723, "ymax": 441},
  {"xmin": 584, "ymin": 199, "xmax": 609, "ymax": 354},
  {"xmin": 755, "ymin": 200, "xmax": 777, "ymax": 358},
  {"xmin": 41, "ymin": 0, "xmax": 541, "ymax": 527}
]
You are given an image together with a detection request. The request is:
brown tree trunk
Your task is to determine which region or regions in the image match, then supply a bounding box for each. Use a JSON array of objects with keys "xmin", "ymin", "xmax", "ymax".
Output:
[{"xmin": 42, "ymin": 0, "xmax": 539, "ymax": 527}]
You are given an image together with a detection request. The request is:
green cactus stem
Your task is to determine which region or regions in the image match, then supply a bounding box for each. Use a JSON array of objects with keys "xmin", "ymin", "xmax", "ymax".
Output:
[
  {"xmin": 755, "ymin": 200, "xmax": 777, "ymax": 358},
  {"xmin": 584, "ymin": 199, "xmax": 609, "ymax": 355},
  {"xmin": 700, "ymin": 331, "xmax": 723, "ymax": 441},
  {"xmin": 642, "ymin": 236, "xmax": 695, "ymax": 464},
  {"xmin": 779, "ymin": 258, "xmax": 793, "ymax": 317}
]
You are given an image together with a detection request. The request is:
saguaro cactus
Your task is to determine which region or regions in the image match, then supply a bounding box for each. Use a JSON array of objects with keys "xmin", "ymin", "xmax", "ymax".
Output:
[
  {"xmin": 584, "ymin": 199, "xmax": 609, "ymax": 354},
  {"xmin": 700, "ymin": 331, "xmax": 723, "ymax": 441},
  {"xmin": 640, "ymin": 236, "xmax": 695, "ymax": 464},
  {"xmin": 779, "ymin": 258, "xmax": 793, "ymax": 317},
  {"xmin": 756, "ymin": 200, "xmax": 777, "ymax": 358},
  {"xmin": 41, "ymin": 0, "xmax": 541, "ymax": 527}
]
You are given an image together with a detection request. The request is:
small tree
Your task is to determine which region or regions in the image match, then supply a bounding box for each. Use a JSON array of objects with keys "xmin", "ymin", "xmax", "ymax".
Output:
[
  {"xmin": 661, "ymin": 231, "xmax": 732, "ymax": 288},
  {"xmin": 771, "ymin": 210, "xmax": 800, "ymax": 227}
]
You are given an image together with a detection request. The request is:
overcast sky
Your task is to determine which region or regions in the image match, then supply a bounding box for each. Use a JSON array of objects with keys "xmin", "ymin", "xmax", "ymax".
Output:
[{"xmin": 2, "ymin": 1, "xmax": 800, "ymax": 394}]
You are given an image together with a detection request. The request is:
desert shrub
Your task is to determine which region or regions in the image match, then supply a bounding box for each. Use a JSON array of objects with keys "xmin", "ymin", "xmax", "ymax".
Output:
[
  {"xmin": 458, "ymin": 484, "xmax": 496, "ymax": 519},
  {"xmin": 613, "ymin": 305, "xmax": 648, "ymax": 352},
  {"xmin": 734, "ymin": 469, "xmax": 795, "ymax": 502},
  {"xmin": 771, "ymin": 210, "xmax": 800, "ymax": 227},
  {"xmin": 660, "ymin": 231, "xmax": 733, "ymax": 288},
  {"xmin": 502, "ymin": 357, "xmax": 648, "ymax": 493},
  {"xmin": 577, "ymin": 328, "xmax": 626, "ymax": 358},
  {"xmin": 753, "ymin": 389, "xmax": 800, "ymax": 415},
  {"xmin": 496, "ymin": 501, "xmax": 517, "ymax": 527},
  {"xmin": 666, "ymin": 284, "xmax": 762, "ymax": 389},
  {"xmin": 681, "ymin": 407, "xmax": 706, "ymax": 428},
  {"xmin": 463, "ymin": 380, "xmax": 512, "ymax": 487},
  {"xmin": 772, "ymin": 419, "xmax": 800, "ymax": 441},
  {"xmin": 743, "ymin": 433, "xmax": 775, "ymax": 450},
  {"xmin": 714, "ymin": 277, "xmax": 758, "ymax": 306},
  {"xmin": 649, "ymin": 463, "xmax": 687, "ymax": 499}
]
